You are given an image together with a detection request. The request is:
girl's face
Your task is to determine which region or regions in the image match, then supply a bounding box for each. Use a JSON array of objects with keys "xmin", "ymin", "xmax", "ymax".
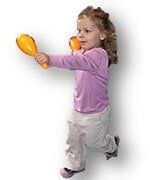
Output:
[{"xmin": 77, "ymin": 17, "xmax": 106, "ymax": 50}]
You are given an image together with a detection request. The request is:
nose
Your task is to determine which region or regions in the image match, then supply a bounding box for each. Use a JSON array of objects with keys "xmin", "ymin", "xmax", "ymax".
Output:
[{"xmin": 78, "ymin": 30, "xmax": 84, "ymax": 39}]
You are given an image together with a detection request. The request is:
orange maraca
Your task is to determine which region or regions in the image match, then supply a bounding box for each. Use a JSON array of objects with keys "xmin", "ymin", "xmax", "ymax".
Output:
[
  {"xmin": 16, "ymin": 34, "xmax": 48, "ymax": 69},
  {"xmin": 69, "ymin": 36, "xmax": 81, "ymax": 51}
]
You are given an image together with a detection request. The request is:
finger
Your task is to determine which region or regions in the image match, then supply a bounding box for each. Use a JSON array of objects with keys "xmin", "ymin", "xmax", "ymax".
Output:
[
  {"xmin": 35, "ymin": 56, "xmax": 43, "ymax": 64},
  {"xmin": 34, "ymin": 52, "xmax": 45, "ymax": 59},
  {"xmin": 38, "ymin": 57, "xmax": 48, "ymax": 65},
  {"xmin": 34, "ymin": 52, "xmax": 41, "ymax": 58},
  {"xmin": 35, "ymin": 54, "xmax": 45, "ymax": 61},
  {"xmin": 37, "ymin": 54, "xmax": 46, "ymax": 60},
  {"xmin": 41, "ymin": 59, "xmax": 48, "ymax": 65},
  {"xmin": 38, "ymin": 58, "xmax": 46, "ymax": 64}
]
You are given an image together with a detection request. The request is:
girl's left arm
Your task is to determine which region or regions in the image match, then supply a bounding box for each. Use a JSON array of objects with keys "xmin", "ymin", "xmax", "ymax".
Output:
[{"xmin": 49, "ymin": 49, "xmax": 106, "ymax": 72}]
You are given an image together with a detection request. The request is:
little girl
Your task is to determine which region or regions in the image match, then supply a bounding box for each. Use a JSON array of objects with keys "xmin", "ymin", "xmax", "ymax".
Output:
[{"xmin": 34, "ymin": 6, "xmax": 120, "ymax": 178}]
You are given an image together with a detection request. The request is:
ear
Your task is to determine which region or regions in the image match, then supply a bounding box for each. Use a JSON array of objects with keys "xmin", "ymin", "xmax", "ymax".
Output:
[{"xmin": 99, "ymin": 32, "xmax": 106, "ymax": 40}]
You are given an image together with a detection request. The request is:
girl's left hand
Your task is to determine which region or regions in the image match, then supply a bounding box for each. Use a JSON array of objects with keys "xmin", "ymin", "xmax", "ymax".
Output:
[{"xmin": 34, "ymin": 52, "xmax": 50, "ymax": 66}]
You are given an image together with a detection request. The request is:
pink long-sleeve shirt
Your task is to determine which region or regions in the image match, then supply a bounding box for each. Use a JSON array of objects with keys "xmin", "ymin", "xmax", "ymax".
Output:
[{"xmin": 50, "ymin": 47, "xmax": 109, "ymax": 113}]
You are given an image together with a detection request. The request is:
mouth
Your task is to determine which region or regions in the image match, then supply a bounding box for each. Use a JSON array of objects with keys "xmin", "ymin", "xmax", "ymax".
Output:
[{"xmin": 80, "ymin": 41, "xmax": 87, "ymax": 45}]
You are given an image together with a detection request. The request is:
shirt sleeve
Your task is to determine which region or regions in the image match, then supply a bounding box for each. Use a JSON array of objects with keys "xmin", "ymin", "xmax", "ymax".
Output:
[{"xmin": 49, "ymin": 49, "xmax": 107, "ymax": 72}]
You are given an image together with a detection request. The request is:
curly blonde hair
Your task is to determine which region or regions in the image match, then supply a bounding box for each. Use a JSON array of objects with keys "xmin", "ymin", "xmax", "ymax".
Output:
[{"xmin": 78, "ymin": 6, "xmax": 118, "ymax": 66}]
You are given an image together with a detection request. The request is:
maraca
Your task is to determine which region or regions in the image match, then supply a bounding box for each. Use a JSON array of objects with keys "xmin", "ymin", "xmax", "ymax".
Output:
[
  {"xmin": 69, "ymin": 36, "xmax": 81, "ymax": 51},
  {"xmin": 16, "ymin": 34, "xmax": 48, "ymax": 69}
]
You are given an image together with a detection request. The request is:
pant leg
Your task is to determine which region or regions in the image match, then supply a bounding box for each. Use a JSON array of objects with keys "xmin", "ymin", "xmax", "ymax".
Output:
[
  {"xmin": 64, "ymin": 111, "xmax": 86, "ymax": 171},
  {"xmin": 64, "ymin": 107, "xmax": 117, "ymax": 171},
  {"xmin": 82, "ymin": 106, "xmax": 118, "ymax": 153}
]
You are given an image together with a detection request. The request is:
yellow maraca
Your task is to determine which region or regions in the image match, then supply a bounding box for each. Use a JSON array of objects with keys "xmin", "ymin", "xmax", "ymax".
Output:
[
  {"xmin": 69, "ymin": 36, "xmax": 81, "ymax": 52},
  {"xmin": 16, "ymin": 34, "xmax": 48, "ymax": 69}
]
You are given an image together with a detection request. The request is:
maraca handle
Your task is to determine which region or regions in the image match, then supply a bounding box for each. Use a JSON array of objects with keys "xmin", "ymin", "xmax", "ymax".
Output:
[
  {"xmin": 41, "ymin": 62, "xmax": 48, "ymax": 69},
  {"xmin": 33, "ymin": 52, "xmax": 48, "ymax": 69}
]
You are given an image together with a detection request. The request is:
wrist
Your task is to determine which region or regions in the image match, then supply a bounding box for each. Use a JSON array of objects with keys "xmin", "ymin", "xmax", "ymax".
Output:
[{"xmin": 47, "ymin": 55, "xmax": 52, "ymax": 67}]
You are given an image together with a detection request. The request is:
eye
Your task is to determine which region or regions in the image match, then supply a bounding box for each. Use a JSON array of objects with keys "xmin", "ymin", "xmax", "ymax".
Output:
[
  {"xmin": 85, "ymin": 29, "xmax": 91, "ymax": 33},
  {"xmin": 77, "ymin": 29, "xmax": 81, "ymax": 33}
]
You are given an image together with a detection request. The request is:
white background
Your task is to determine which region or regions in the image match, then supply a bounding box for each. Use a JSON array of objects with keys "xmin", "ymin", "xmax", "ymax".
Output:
[{"xmin": 0, "ymin": 0, "xmax": 150, "ymax": 180}]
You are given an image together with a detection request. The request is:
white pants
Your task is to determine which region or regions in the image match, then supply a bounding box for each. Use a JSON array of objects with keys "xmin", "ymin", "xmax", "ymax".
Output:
[{"xmin": 64, "ymin": 106, "xmax": 117, "ymax": 171}]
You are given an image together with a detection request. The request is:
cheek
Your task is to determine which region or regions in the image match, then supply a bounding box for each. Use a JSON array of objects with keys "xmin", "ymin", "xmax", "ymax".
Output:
[
  {"xmin": 91, "ymin": 33, "xmax": 100, "ymax": 40},
  {"xmin": 91, "ymin": 35, "xmax": 100, "ymax": 44}
]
